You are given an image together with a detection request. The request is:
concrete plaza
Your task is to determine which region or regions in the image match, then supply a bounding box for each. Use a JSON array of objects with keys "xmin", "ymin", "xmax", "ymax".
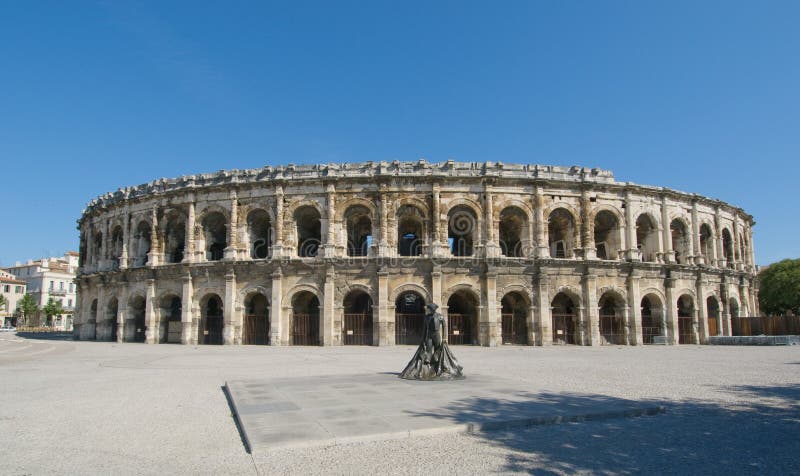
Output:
[{"xmin": 1, "ymin": 335, "xmax": 798, "ymax": 475}]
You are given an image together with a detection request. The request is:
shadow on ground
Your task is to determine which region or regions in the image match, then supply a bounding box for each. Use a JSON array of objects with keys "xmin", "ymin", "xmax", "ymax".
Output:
[
  {"xmin": 15, "ymin": 332, "xmax": 75, "ymax": 341},
  {"xmin": 408, "ymin": 385, "xmax": 800, "ymax": 475}
]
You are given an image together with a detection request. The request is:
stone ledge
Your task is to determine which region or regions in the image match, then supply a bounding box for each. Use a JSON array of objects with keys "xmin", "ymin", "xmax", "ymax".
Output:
[{"xmin": 706, "ymin": 335, "xmax": 800, "ymax": 346}]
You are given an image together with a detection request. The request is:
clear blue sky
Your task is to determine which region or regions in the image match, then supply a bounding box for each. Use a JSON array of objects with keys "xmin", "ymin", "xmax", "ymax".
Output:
[{"xmin": 1, "ymin": 1, "xmax": 797, "ymax": 266}]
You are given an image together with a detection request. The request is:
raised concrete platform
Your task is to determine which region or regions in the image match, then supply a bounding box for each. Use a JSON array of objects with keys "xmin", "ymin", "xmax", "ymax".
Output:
[
  {"xmin": 707, "ymin": 335, "xmax": 800, "ymax": 345},
  {"xmin": 226, "ymin": 373, "xmax": 665, "ymax": 452}
]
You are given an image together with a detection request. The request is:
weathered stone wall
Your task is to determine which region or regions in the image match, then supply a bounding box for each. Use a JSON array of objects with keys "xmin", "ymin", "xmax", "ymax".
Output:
[{"xmin": 74, "ymin": 161, "xmax": 757, "ymax": 346}]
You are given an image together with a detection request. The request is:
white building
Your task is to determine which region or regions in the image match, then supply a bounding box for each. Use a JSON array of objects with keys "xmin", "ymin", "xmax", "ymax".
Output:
[
  {"xmin": 0, "ymin": 270, "xmax": 27, "ymax": 326},
  {"xmin": 4, "ymin": 252, "xmax": 79, "ymax": 330}
]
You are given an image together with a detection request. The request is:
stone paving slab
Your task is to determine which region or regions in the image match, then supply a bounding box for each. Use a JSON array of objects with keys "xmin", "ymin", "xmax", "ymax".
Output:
[{"xmin": 226, "ymin": 373, "xmax": 665, "ymax": 452}]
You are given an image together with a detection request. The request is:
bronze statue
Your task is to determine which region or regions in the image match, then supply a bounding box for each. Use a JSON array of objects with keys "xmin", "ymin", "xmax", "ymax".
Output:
[{"xmin": 400, "ymin": 303, "xmax": 464, "ymax": 380}]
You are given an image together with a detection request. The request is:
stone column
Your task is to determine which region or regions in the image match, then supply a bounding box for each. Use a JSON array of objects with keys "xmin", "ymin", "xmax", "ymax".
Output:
[
  {"xmin": 377, "ymin": 268, "xmax": 391, "ymax": 345},
  {"xmin": 432, "ymin": 183, "xmax": 445, "ymax": 257},
  {"xmin": 534, "ymin": 186, "xmax": 549, "ymax": 257},
  {"xmin": 147, "ymin": 206, "xmax": 160, "ymax": 266},
  {"xmin": 748, "ymin": 229, "xmax": 756, "ymax": 272},
  {"xmin": 323, "ymin": 183, "xmax": 336, "ymax": 258},
  {"xmin": 116, "ymin": 286, "xmax": 127, "ymax": 343},
  {"xmin": 661, "ymin": 195, "xmax": 674, "ymax": 263},
  {"xmin": 695, "ymin": 276, "xmax": 705, "ymax": 343},
  {"xmin": 96, "ymin": 283, "xmax": 106, "ymax": 341},
  {"xmin": 144, "ymin": 279, "xmax": 156, "ymax": 344},
  {"xmin": 664, "ymin": 278, "xmax": 677, "ymax": 344},
  {"xmin": 322, "ymin": 265, "xmax": 335, "ymax": 345},
  {"xmin": 627, "ymin": 271, "xmax": 642, "ymax": 345},
  {"xmin": 224, "ymin": 191, "xmax": 238, "ymax": 261},
  {"xmin": 120, "ymin": 208, "xmax": 130, "ymax": 269},
  {"xmin": 690, "ymin": 200, "xmax": 701, "ymax": 265},
  {"xmin": 181, "ymin": 273, "xmax": 194, "ymax": 345},
  {"xmin": 624, "ymin": 190, "xmax": 638, "ymax": 261},
  {"xmin": 714, "ymin": 207, "xmax": 725, "ymax": 268},
  {"xmin": 733, "ymin": 219, "xmax": 743, "ymax": 270},
  {"xmin": 582, "ymin": 272, "xmax": 600, "ymax": 346},
  {"xmin": 272, "ymin": 186, "xmax": 285, "ymax": 258},
  {"xmin": 536, "ymin": 271, "xmax": 551, "ymax": 345},
  {"xmin": 483, "ymin": 270, "xmax": 498, "ymax": 346},
  {"xmin": 223, "ymin": 269, "xmax": 236, "ymax": 345},
  {"xmin": 580, "ymin": 188, "xmax": 595, "ymax": 259},
  {"xmin": 720, "ymin": 283, "xmax": 731, "ymax": 336},
  {"xmin": 184, "ymin": 199, "xmax": 196, "ymax": 263},
  {"xmin": 270, "ymin": 269, "xmax": 283, "ymax": 345},
  {"xmin": 378, "ymin": 187, "xmax": 389, "ymax": 257},
  {"xmin": 484, "ymin": 184, "xmax": 500, "ymax": 258}
]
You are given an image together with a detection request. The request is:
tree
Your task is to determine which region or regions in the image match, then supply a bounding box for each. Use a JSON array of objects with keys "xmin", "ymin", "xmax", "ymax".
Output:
[
  {"xmin": 0, "ymin": 294, "xmax": 7, "ymax": 314},
  {"xmin": 42, "ymin": 298, "xmax": 65, "ymax": 327},
  {"xmin": 17, "ymin": 294, "xmax": 39, "ymax": 327},
  {"xmin": 758, "ymin": 259, "xmax": 800, "ymax": 316}
]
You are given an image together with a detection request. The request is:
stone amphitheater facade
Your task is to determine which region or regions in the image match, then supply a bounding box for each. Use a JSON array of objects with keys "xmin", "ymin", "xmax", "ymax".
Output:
[{"xmin": 74, "ymin": 160, "xmax": 757, "ymax": 347}]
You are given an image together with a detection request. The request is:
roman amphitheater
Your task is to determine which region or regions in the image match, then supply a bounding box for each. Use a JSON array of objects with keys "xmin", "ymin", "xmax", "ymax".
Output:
[{"xmin": 74, "ymin": 160, "xmax": 757, "ymax": 348}]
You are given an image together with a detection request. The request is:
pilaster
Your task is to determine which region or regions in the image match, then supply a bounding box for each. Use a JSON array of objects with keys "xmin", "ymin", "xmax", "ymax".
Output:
[
  {"xmin": 144, "ymin": 279, "xmax": 156, "ymax": 344},
  {"xmin": 223, "ymin": 269, "xmax": 236, "ymax": 344},
  {"xmin": 181, "ymin": 273, "xmax": 194, "ymax": 345}
]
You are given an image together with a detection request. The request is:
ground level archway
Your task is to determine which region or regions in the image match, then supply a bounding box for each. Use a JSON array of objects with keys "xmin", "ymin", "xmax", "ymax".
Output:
[
  {"xmin": 343, "ymin": 290, "xmax": 373, "ymax": 345},
  {"xmin": 291, "ymin": 291, "xmax": 320, "ymax": 345},
  {"xmin": 501, "ymin": 292, "xmax": 529, "ymax": 345},
  {"xmin": 243, "ymin": 293, "xmax": 269, "ymax": 345}
]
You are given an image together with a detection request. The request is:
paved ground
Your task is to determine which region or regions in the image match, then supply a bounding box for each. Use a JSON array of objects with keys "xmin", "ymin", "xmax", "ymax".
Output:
[{"xmin": 1, "ymin": 334, "xmax": 799, "ymax": 475}]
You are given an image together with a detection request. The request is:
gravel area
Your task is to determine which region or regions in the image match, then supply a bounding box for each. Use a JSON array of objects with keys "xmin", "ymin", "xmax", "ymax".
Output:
[{"xmin": 1, "ymin": 335, "xmax": 798, "ymax": 475}]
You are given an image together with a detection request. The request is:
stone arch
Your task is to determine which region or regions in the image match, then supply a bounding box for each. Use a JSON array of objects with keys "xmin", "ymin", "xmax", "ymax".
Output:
[
  {"xmin": 131, "ymin": 219, "xmax": 152, "ymax": 267},
  {"xmin": 500, "ymin": 289, "xmax": 531, "ymax": 345},
  {"xmin": 342, "ymin": 288, "xmax": 374, "ymax": 345},
  {"xmin": 246, "ymin": 208, "xmax": 273, "ymax": 259},
  {"xmin": 640, "ymin": 291, "xmax": 665, "ymax": 344},
  {"xmin": 496, "ymin": 283, "xmax": 534, "ymax": 305},
  {"xmin": 706, "ymin": 294, "xmax": 721, "ymax": 337},
  {"xmin": 284, "ymin": 284, "xmax": 323, "ymax": 307},
  {"xmin": 547, "ymin": 207, "xmax": 578, "ymax": 258},
  {"xmin": 552, "ymin": 284, "xmax": 583, "ymax": 305},
  {"xmin": 669, "ymin": 216, "xmax": 691, "ymax": 264},
  {"xmin": 161, "ymin": 209, "xmax": 187, "ymax": 264},
  {"xmin": 126, "ymin": 294, "xmax": 147, "ymax": 343},
  {"xmin": 445, "ymin": 286, "xmax": 480, "ymax": 345},
  {"xmin": 446, "ymin": 204, "xmax": 479, "ymax": 256},
  {"xmin": 293, "ymin": 205, "xmax": 322, "ymax": 258},
  {"xmin": 158, "ymin": 293, "xmax": 182, "ymax": 344},
  {"xmin": 396, "ymin": 202, "xmax": 427, "ymax": 257},
  {"xmin": 676, "ymin": 292, "xmax": 696, "ymax": 344},
  {"xmin": 635, "ymin": 212, "xmax": 660, "ymax": 262},
  {"xmin": 597, "ymin": 286, "xmax": 627, "ymax": 302},
  {"xmin": 729, "ymin": 296, "xmax": 741, "ymax": 319},
  {"xmin": 243, "ymin": 290, "xmax": 270, "ymax": 345},
  {"xmin": 198, "ymin": 293, "xmax": 224, "ymax": 345},
  {"xmin": 285, "ymin": 198, "xmax": 324, "ymax": 220},
  {"xmin": 103, "ymin": 296, "xmax": 119, "ymax": 342},
  {"xmin": 335, "ymin": 283, "xmax": 376, "ymax": 304},
  {"xmin": 598, "ymin": 289, "xmax": 627, "ymax": 345},
  {"xmin": 343, "ymin": 204, "xmax": 374, "ymax": 257},
  {"xmin": 238, "ymin": 285, "xmax": 271, "ymax": 306},
  {"xmin": 199, "ymin": 210, "xmax": 228, "ymax": 261},
  {"xmin": 443, "ymin": 197, "xmax": 483, "ymax": 220},
  {"xmin": 389, "ymin": 282, "xmax": 431, "ymax": 304},
  {"xmin": 289, "ymin": 289, "xmax": 321, "ymax": 346},
  {"xmin": 109, "ymin": 224, "xmax": 124, "ymax": 268},
  {"xmin": 335, "ymin": 197, "xmax": 378, "ymax": 222},
  {"xmin": 699, "ymin": 221, "xmax": 715, "ymax": 263},
  {"xmin": 551, "ymin": 291, "xmax": 580, "ymax": 345},
  {"xmin": 721, "ymin": 227, "xmax": 734, "ymax": 268},
  {"xmin": 394, "ymin": 287, "xmax": 427, "ymax": 345},
  {"xmin": 592, "ymin": 205, "xmax": 624, "ymax": 260},
  {"xmin": 498, "ymin": 205, "xmax": 530, "ymax": 258},
  {"xmin": 493, "ymin": 198, "xmax": 533, "ymax": 222}
]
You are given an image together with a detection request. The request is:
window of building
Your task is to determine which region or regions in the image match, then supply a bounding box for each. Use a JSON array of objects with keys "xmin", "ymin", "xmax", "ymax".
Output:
[
  {"xmin": 69, "ymin": 283, "xmax": 74, "ymax": 293},
  {"xmin": 49, "ymin": 281, "xmax": 54, "ymax": 290},
  {"xmin": 60, "ymin": 282, "xmax": 64, "ymax": 290},
  {"xmin": 15, "ymin": 286, "xmax": 23, "ymax": 294},
  {"xmin": 68, "ymin": 299, "xmax": 73, "ymax": 307},
  {"xmin": 3, "ymin": 285, "xmax": 9, "ymax": 293}
]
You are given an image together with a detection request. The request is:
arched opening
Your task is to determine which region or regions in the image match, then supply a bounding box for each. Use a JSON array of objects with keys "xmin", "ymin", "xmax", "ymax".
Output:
[
  {"xmin": 699, "ymin": 224, "xmax": 714, "ymax": 264},
  {"xmin": 132, "ymin": 221, "xmax": 151, "ymax": 267},
  {"xmin": 594, "ymin": 210, "xmax": 621, "ymax": 260},
  {"xmin": 670, "ymin": 219, "xmax": 689, "ymax": 264},
  {"xmin": 243, "ymin": 293, "xmax": 269, "ymax": 345},
  {"xmin": 551, "ymin": 293, "xmax": 578, "ymax": 345},
  {"xmin": 343, "ymin": 290, "xmax": 373, "ymax": 345},
  {"xmin": 722, "ymin": 229, "xmax": 734, "ymax": 268},
  {"xmin": 199, "ymin": 294, "xmax": 223, "ymax": 345},
  {"xmin": 499, "ymin": 207, "xmax": 528, "ymax": 258},
  {"xmin": 202, "ymin": 212, "xmax": 227, "ymax": 261},
  {"xmin": 706, "ymin": 296, "xmax": 720, "ymax": 337},
  {"xmin": 448, "ymin": 206, "xmax": 477, "ymax": 257},
  {"xmin": 159, "ymin": 295, "xmax": 182, "ymax": 344},
  {"xmin": 344, "ymin": 206, "xmax": 372, "ymax": 257},
  {"xmin": 397, "ymin": 206, "xmax": 424, "ymax": 257},
  {"xmin": 729, "ymin": 298, "xmax": 740, "ymax": 319},
  {"xmin": 79, "ymin": 233, "xmax": 87, "ymax": 268},
  {"xmin": 92, "ymin": 232, "xmax": 103, "ymax": 265},
  {"xmin": 447, "ymin": 290, "xmax": 478, "ymax": 345},
  {"xmin": 598, "ymin": 292, "xmax": 626, "ymax": 345},
  {"xmin": 548, "ymin": 208, "xmax": 576, "ymax": 258},
  {"xmin": 291, "ymin": 291, "xmax": 320, "ymax": 345},
  {"xmin": 126, "ymin": 296, "xmax": 146, "ymax": 343},
  {"xmin": 640, "ymin": 294, "xmax": 664, "ymax": 344},
  {"xmin": 89, "ymin": 299, "xmax": 98, "ymax": 340},
  {"xmin": 110, "ymin": 226, "xmax": 123, "ymax": 269},
  {"xmin": 501, "ymin": 292, "xmax": 529, "ymax": 345},
  {"xmin": 163, "ymin": 213, "xmax": 186, "ymax": 264},
  {"xmin": 247, "ymin": 209, "xmax": 272, "ymax": 260},
  {"xmin": 636, "ymin": 214, "xmax": 658, "ymax": 262},
  {"xmin": 677, "ymin": 295, "xmax": 695, "ymax": 344},
  {"xmin": 395, "ymin": 291, "xmax": 425, "ymax": 344},
  {"xmin": 105, "ymin": 297, "xmax": 118, "ymax": 342},
  {"xmin": 295, "ymin": 206, "xmax": 321, "ymax": 258}
]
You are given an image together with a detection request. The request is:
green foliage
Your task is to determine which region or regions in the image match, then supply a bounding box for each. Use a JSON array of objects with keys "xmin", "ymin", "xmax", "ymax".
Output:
[
  {"xmin": 758, "ymin": 258, "xmax": 800, "ymax": 316},
  {"xmin": 0, "ymin": 294, "xmax": 7, "ymax": 312},
  {"xmin": 17, "ymin": 294, "xmax": 39, "ymax": 327},
  {"xmin": 42, "ymin": 298, "xmax": 65, "ymax": 319}
]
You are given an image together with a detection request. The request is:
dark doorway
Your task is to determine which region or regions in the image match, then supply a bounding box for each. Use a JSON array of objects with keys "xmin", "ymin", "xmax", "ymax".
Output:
[
  {"xmin": 200, "ymin": 295, "xmax": 224, "ymax": 345},
  {"xmin": 291, "ymin": 291, "xmax": 320, "ymax": 345},
  {"xmin": 343, "ymin": 290, "xmax": 373, "ymax": 345},
  {"xmin": 447, "ymin": 290, "xmax": 478, "ymax": 345},
  {"xmin": 501, "ymin": 292, "xmax": 529, "ymax": 345},
  {"xmin": 244, "ymin": 293, "xmax": 269, "ymax": 345},
  {"xmin": 395, "ymin": 291, "xmax": 425, "ymax": 344}
]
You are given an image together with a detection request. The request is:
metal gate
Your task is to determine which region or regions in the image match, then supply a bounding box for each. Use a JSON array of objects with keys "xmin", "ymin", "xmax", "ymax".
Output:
[
  {"xmin": 291, "ymin": 313, "xmax": 319, "ymax": 345},
  {"xmin": 678, "ymin": 317, "xmax": 694, "ymax": 344},
  {"xmin": 448, "ymin": 313, "xmax": 474, "ymax": 345},
  {"xmin": 344, "ymin": 313, "xmax": 372, "ymax": 345},
  {"xmin": 501, "ymin": 313, "xmax": 528, "ymax": 345},
  {"xmin": 552, "ymin": 313, "xmax": 576, "ymax": 345},
  {"xmin": 641, "ymin": 314, "xmax": 662, "ymax": 345},
  {"xmin": 243, "ymin": 314, "xmax": 269, "ymax": 345},
  {"xmin": 396, "ymin": 313, "xmax": 424, "ymax": 345},
  {"xmin": 599, "ymin": 313, "xmax": 626, "ymax": 345}
]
